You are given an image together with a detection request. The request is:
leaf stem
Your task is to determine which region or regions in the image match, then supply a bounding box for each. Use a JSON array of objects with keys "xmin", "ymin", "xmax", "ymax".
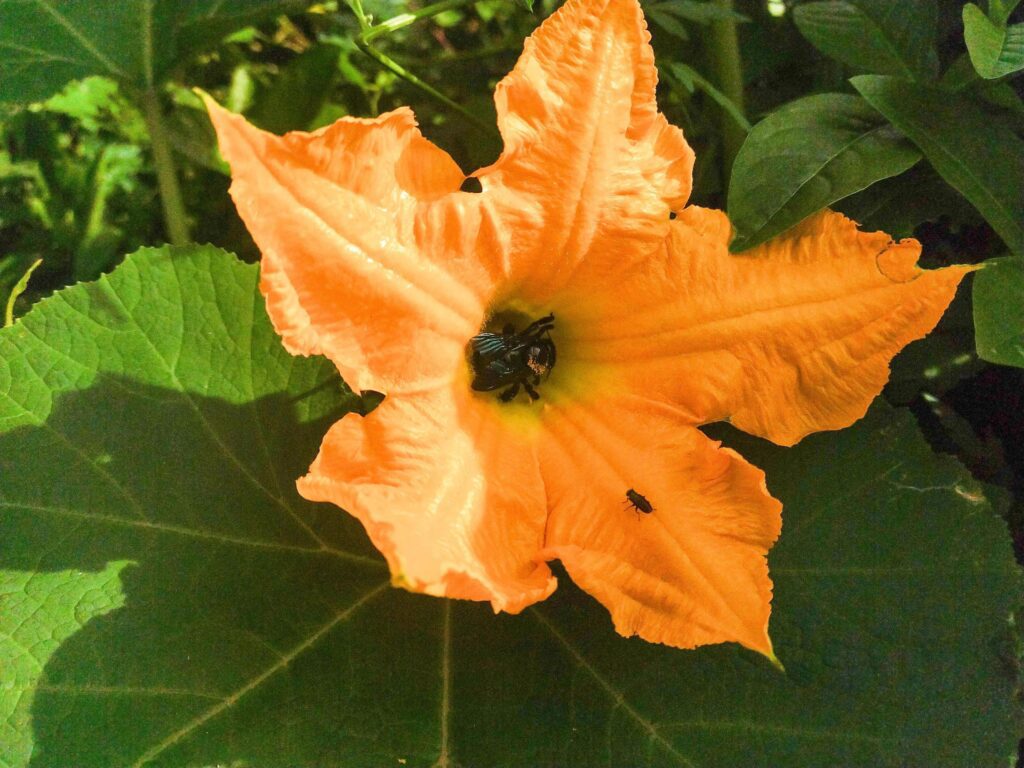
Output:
[
  {"xmin": 706, "ymin": 0, "xmax": 747, "ymax": 186},
  {"xmin": 5, "ymin": 259, "xmax": 42, "ymax": 327},
  {"xmin": 355, "ymin": 40, "xmax": 497, "ymax": 136},
  {"xmin": 140, "ymin": 89, "xmax": 190, "ymax": 246},
  {"xmin": 82, "ymin": 146, "xmax": 116, "ymax": 245}
]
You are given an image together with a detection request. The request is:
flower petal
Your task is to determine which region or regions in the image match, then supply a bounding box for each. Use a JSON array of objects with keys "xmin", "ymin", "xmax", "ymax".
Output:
[
  {"xmin": 539, "ymin": 396, "xmax": 781, "ymax": 655},
  {"xmin": 204, "ymin": 97, "xmax": 490, "ymax": 393},
  {"xmin": 299, "ymin": 384, "xmax": 557, "ymax": 613},
  {"xmin": 561, "ymin": 207, "xmax": 975, "ymax": 445},
  {"xmin": 478, "ymin": 0, "xmax": 694, "ymax": 302}
]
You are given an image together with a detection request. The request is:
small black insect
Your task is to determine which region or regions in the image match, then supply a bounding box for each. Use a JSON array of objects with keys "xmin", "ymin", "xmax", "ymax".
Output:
[
  {"xmin": 469, "ymin": 313, "xmax": 556, "ymax": 403},
  {"xmin": 625, "ymin": 488, "xmax": 654, "ymax": 516}
]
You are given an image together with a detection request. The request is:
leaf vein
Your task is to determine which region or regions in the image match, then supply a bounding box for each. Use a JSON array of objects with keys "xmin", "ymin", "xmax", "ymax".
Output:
[
  {"xmin": 432, "ymin": 600, "xmax": 453, "ymax": 768},
  {"xmin": 95, "ymin": 276, "xmax": 325, "ymax": 549},
  {"xmin": 31, "ymin": 0, "xmax": 129, "ymax": 78},
  {"xmin": 0, "ymin": 501, "xmax": 384, "ymax": 567},
  {"xmin": 130, "ymin": 581, "xmax": 389, "ymax": 767},
  {"xmin": 35, "ymin": 683, "xmax": 223, "ymax": 701},
  {"xmin": 531, "ymin": 609, "xmax": 698, "ymax": 768}
]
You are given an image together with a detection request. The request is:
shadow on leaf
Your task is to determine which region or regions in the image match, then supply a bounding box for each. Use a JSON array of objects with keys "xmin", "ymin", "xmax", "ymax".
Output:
[{"xmin": 0, "ymin": 374, "xmax": 413, "ymax": 766}]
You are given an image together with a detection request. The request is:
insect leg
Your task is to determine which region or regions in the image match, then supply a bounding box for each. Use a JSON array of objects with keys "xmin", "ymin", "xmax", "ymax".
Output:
[
  {"xmin": 522, "ymin": 313, "xmax": 555, "ymax": 337},
  {"xmin": 499, "ymin": 383, "xmax": 520, "ymax": 402}
]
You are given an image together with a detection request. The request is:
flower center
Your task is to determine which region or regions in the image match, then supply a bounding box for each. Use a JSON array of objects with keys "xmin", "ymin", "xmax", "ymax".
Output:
[{"xmin": 467, "ymin": 312, "xmax": 557, "ymax": 403}]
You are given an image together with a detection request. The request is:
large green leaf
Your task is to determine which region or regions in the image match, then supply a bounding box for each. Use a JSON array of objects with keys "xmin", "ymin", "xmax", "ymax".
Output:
[
  {"xmin": 727, "ymin": 93, "xmax": 920, "ymax": 253},
  {"xmin": 792, "ymin": 0, "xmax": 939, "ymax": 80},
  {"xmin": 0, "ymin": 0, "xmax": 307, "ymax": 104},
  {"xmin": 974, "ymin": 257, "xmax": 1024, "ymax": 368},
  {"xmin": 963, "ymin": 3, "xmax": 1024, "ymax": 79},
  {"xmin": 853, "ymin": 75, "xmax": 1024, "ymax": 257},
  {"xmin": 1, "ymin": 247, "xmax": 1019, "ymax": 766}
]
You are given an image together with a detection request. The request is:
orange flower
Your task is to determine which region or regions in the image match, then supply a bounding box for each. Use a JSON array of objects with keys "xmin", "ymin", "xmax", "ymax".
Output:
[{"xmin": 204, "ymin": 0, "xmax": 971, "ymax": 657}]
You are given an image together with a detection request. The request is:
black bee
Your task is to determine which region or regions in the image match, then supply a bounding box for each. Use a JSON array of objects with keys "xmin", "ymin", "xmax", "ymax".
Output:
[
  {"xmin": 469, "ymin": 313, "xmax": 556, "ymax": 402},
  {"xmin": 625, "ymin": 488, "xmax": 654, "ymax": 516}
]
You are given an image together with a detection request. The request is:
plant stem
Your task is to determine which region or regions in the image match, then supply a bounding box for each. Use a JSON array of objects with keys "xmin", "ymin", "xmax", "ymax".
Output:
[
  {"xmin": 362, "ymin": 0, "xmax": 475, "ymax": 43},
  {"xmin": 706, "ymin": 0, "xmax": 747, "ymax": 188},
  {"xmin": 346, "ymin": 0, "xmax": 370, "ymax": 29},
  {"xmin": 351, "ymin": 0, "xmax": 500, "ymax": 138},
  {"xmin": 140, "ymin": 89, "xmax": 190, "ymax": 246},
  {"xmin": 355, "ymin": 40, "xmax": 498, "ymax": 136}
]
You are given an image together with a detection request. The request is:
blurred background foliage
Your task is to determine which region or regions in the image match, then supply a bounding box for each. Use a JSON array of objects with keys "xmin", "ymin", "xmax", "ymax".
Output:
[{"xmin": 1, "ymin": 0, "xmax": 1022, "ymax": 708}]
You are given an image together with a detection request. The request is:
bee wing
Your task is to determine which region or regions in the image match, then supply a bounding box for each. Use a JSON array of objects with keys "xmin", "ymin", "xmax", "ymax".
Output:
[
  {"xmin": 470, "ymin": 333, "xmax": 510, "ymax": 361},
  {"xmin": 472, "ymin": 334, "xmax": 530, "ymax": 368}
]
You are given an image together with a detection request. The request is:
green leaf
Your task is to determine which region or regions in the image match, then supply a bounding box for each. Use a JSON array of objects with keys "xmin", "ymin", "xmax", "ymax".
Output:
[
  {"xmin": 852, "ymin": 75, "xmax": 1024, "ymax": 257},
  {"xmin": 988, "ymin": 0, "xmax": 1022, "ymax": 27},
  {"xmin": 963, "ymin": 3, "xmax": 1024, "ymax": 79},
  {"xmin": 43, "ymin": 76, "xmax": 122, "ymax": 131},
  {"xmin": 249, "ymin": 43, "xmax": 343, "ymax": 134},
  {"xmin": 974, "ymin": 257, "xmax": 1024, "ymax": 367},
  {"xmin": 792, "ymin": 0, "xmax": 939, "ymax": 80},
  {"xmin": 0, "ymin": 0, "xmax": 309, "ymax": 104},
  {"xmin": 727, "ymin": 93, "xmax": 921, "ymax": 252},
  {"xmin": 939, "ymin": 52, "xmax": 980, "ymax": 91},
  {"xmin": 1, "ymin": 246, "xmax": 1019, "ymax": 765}
]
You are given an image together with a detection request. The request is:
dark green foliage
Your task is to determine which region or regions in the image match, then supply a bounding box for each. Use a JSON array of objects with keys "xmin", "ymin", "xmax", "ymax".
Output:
[
  {"xmin": 248, "ymin": 42, "xmax": 345, "ymax": 133},
  {"xmin": 0, "ymin": 0, "xmax": 310, "ymax": 102},
  {"xmin": 852, "ymin": 75, "xmax": 1024, "ymax": 257},
  {"xmin": 835, "ymin": 164, "xmax": 980, "ymax": 239},
  {"xmin": 792, "ymin": 0, "xmax": 939, "ymax": 80},
  {"xmin": 974, "ymin": 258, "xmax": 1024, "ymax": 368},
  {"xmin": 728, "ymin": 93, "xmax": 920, "ymax": 251},
  {"xmin": 0, "ymin": 78, "xmax": 158, "ymax": 306}
]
